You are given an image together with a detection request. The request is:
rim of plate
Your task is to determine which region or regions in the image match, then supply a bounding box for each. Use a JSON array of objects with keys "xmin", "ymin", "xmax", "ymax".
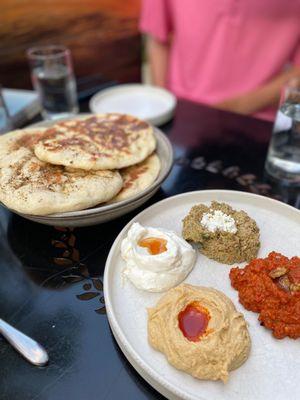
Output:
[
  {"xmin": 89, "ymin": 83, "xmax": 177, "ymax": 119},
  {"xmin": 15, "ymin": 125, "xmax": 173, "ymax": 220},
  {"xmin": 104, "ymin": 189, "xmax": 300, "ymax": 400}
]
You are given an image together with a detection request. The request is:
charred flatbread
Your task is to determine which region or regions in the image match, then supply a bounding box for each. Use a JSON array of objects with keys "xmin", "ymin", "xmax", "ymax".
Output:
[
  {"xmin": 34, "ymin": 114, "xmax": 156, "ymax": 170},
  {"xmin": 109, "ymin": 153, "xmax": 161, "ymax": 203}
]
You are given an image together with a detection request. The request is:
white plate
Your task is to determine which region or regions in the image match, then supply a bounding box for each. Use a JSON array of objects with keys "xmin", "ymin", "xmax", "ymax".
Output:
[
  {"xmin": 89, "ymin": 84, "xmax": 176, "ymax": 126},
  {"xmin": 104, "ymin": 190, "xmax": 300, "ymax": 400}
]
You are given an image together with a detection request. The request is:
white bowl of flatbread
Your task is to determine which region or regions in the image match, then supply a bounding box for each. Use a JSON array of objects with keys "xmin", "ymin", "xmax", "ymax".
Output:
[{"xmin": 0, "ymin": 114, "xmax": 173, "ymax": 227}]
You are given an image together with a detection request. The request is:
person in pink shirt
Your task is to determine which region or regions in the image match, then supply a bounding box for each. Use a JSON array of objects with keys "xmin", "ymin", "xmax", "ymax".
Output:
[{"xmin": 140, "ymin": 0, "xmax": 300, "ymax": 120}]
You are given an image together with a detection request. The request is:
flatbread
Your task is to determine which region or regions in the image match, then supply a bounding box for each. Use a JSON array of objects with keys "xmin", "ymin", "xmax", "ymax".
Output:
[
  {"xmin": 34, "ymin": 114, "xmax": 157, "ymax": 170},
  {"xmin": 0, "ymin": 129, "xmax": 123, "ymax": 215},
  {"xmin": 0, "ymin": 129, "xmax": 46, "ymax": 167},
  {"xmin": 109, "ymin": 153, "xmax": 161, "ymax": 203}
]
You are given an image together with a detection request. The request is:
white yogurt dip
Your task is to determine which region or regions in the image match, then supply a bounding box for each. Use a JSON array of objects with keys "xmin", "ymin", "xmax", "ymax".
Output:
[{"xmin": 121, "ymin": 222, "xmax": 196, "ymax": 292}]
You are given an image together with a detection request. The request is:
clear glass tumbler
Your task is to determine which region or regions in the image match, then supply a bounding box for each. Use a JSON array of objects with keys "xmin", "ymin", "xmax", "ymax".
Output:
[
  {"xmin": 265, "ymin": 80, "xmax": 300, "ymax": 184},
  {"xmin": 27, "ymin": 45, "xmax": 79, "ymax": 120}
]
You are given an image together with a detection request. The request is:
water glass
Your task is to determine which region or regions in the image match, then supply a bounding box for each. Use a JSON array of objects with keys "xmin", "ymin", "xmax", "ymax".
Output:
[
  {"xmin": 27, "ymin": 45, "xmax": 79, "ymax": 120},
  {"xmin": 0, "ymin": 88, "xmax": 12, "ymax": 134},
  {"xmin": 265, "ymin": 80, "xmax": 300, "ymax": 184}
]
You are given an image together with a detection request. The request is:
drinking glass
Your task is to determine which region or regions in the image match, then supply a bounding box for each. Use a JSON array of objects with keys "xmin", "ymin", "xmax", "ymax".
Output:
[
  {"xmin": 0, "ymin": 87, "xmax": 12, "ymax": 134},
  {"xmin": 265, "ymin": 80, "xmax": 300, "ymax": 184},
  {"xmin": 27, "ymin": 45, "xmax": 79, "ymax": 120}
]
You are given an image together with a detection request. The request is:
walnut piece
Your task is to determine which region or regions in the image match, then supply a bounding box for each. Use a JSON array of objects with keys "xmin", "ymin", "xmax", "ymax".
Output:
[
  {"xmin": 277, "ymin": 275, "xmax": 291, "ymax": 292},
  {"xmin": 269, "ymin": 267, "xmax": 288, "ymax": 279},
  {"xmin": 290, "ymin": 283, "xmax": 300, "ymax": 293}
]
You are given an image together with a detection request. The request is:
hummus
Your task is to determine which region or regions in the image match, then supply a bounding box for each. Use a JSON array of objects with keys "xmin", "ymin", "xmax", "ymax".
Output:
[{"xmin": 148, "ymin": 284, "xmax": 251, "ymax": 382}]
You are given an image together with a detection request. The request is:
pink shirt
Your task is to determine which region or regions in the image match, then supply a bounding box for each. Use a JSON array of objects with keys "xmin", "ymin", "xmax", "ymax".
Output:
[{"xmin": 140, "ymin": 0, "xmax": 300, "ymax": 121}]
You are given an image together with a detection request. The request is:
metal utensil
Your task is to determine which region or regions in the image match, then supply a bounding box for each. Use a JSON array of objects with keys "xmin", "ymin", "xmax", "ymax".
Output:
[{"xmin": 0, "ymin": 318, "xmax": 49, "ymax": 366}]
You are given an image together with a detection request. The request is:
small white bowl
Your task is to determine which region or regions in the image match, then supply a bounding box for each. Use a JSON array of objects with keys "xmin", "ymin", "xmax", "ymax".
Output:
[{"xmin": 89, "ymin": 84, "xmax": 176, "ymax": 126}]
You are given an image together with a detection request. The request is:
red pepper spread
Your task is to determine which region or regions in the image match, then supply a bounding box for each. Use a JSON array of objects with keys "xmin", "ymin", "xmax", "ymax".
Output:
[{"xmin": 230, "ymin": 252, "xmax": 300, "ymax": 339}]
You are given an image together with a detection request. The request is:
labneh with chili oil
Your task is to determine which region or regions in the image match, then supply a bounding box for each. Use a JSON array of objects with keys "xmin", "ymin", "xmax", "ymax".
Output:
[{"xmin": 121, "ymin": 222, "xmax": 196, "ymax": 292}]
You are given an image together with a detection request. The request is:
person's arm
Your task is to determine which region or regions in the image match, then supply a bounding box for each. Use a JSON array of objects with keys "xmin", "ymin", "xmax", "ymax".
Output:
[
  {"xmin": 146, "ymin": 35, "xmax": 170, "ymax": 87},
  {"xmin": 214, "ymin": 65, "xmax": 300, "ymax": 115}
]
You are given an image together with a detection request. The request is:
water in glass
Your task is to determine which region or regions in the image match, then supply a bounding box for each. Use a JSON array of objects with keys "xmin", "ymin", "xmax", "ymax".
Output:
[
  {"xmin": 27, "ymin": 45, "xmax": 79, "ymax": 120},
  {"xmin": 32, "ymin": 66, "xmax": 78, "ymax": 120},
  {"xmin": 265, "ymin": 93, "xmax": 300, "ymax": 184}
]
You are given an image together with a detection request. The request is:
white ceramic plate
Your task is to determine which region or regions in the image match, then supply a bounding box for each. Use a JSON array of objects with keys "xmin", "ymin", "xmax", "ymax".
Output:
[
  {"xmin": 104, "ymin": 190, "xmax": 300, "ymax": 400},
  {"xmin": 89, "ymin": 84, "xmax": 176, "ymax": 126}
]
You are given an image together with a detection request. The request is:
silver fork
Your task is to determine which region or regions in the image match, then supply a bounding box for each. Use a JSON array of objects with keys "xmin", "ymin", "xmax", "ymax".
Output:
[{"xmin": 0, "ymin": 318, "xmax": 49, "ymax": 366}]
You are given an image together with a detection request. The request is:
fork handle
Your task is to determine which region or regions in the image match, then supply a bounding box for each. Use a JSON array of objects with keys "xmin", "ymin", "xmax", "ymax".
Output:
[{"xmin": 0, "ymin": 318, "xmax": 49, "ymax": 366}]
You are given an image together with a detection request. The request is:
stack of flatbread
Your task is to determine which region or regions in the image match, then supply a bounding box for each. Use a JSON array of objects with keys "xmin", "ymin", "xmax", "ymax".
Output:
[{"xmin": 0, "ymin": 114, "xmax": 161, "ymax": 215}]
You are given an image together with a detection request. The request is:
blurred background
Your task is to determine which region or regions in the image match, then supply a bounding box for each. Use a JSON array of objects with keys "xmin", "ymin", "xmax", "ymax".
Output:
[{"xmin": 0, "ymin": 0, "xmax": 142, "ymax": 89}]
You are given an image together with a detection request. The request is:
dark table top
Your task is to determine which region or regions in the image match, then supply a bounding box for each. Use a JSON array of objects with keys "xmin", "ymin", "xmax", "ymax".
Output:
[{"xmin": 0, "ymin": 99, "xmax": 299, "ymax": 400}]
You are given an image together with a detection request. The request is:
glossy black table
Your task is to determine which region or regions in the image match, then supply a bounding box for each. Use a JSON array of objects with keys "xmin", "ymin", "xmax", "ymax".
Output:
[{"xmin": 0, "ymin": 100, "xmax": 298, "ymax": 400}]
